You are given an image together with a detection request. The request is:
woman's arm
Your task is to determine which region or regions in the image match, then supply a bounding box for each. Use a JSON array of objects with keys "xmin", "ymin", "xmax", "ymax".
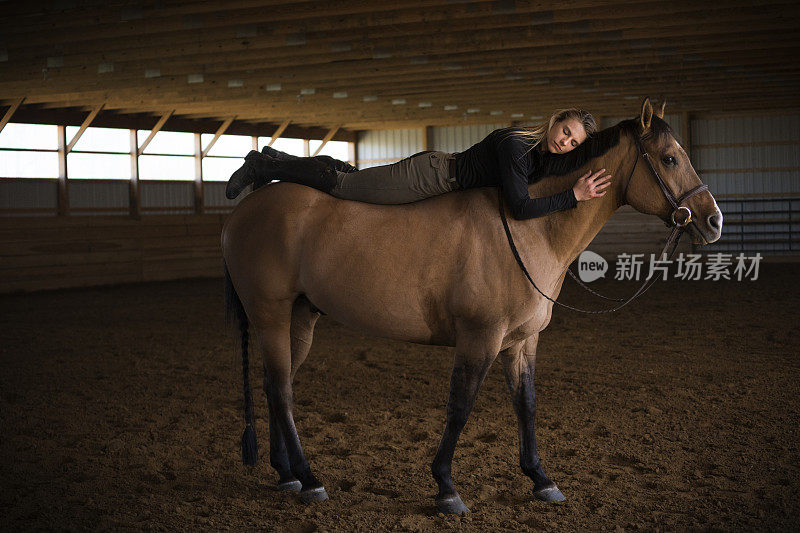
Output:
[
  {"xmin": 496, "ymin": 138, "xmax": 578, "ymax": 220},
  {"xmin": 497, "ymin": 138, "xmax": 611, "ymax": 220}
]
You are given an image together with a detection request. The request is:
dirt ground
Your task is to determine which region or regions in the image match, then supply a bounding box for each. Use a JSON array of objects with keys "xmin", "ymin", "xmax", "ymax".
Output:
[{"xmin": 1, "ymin": 263, "xmax": 798, "ymax": 531}]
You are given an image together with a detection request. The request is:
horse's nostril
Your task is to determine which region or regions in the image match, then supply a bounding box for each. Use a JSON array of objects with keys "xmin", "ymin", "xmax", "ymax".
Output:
[{"xmin": 708, "ymin": 212, "xmax": 722, "ymax": 230}]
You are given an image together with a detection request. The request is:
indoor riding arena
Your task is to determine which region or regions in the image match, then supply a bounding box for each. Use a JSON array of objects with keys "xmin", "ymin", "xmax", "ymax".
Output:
[{"xmin": 1, "ymin": 2, "xmax": 798, "ymax": 531}]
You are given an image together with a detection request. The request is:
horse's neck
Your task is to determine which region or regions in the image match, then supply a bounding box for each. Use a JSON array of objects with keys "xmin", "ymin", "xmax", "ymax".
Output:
[{"xmin": 522, "ymin": 138, "xmax": 636, "ymax": 274}]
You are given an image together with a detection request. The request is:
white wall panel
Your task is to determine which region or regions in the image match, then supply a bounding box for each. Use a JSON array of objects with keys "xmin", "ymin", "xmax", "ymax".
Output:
[
  {"xmin": 69, "ymin": 180, "xmax": 128, "ymax": 215},
  {"xmin": 204, "ymin": 181, "xmax": 240, "ymax": 213},
  {"xmin": 691, "ymin": 114, "xmax": 800, "ymax": 198},
  {"xmin": 0, "ymin": 178, "xmax": 57, "ymax": 215},
  {"xmin": 357, "ymin": 128, "xmax": 423, "ymax": 168},
  {"xmin": 692, "ymin": 114, "xmax": 799, "ymax": 255},
  {"xmin": 140, "ymin": 180, "xmax": 194, "ymax": 214},
  {"xmin": 430, "ymin": 123, "xmax": 506, "ymax": 153}
]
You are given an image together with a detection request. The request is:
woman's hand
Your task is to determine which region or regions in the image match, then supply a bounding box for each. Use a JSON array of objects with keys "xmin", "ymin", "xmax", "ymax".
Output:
[{"xmin": 573, "ymin": 168, "xmax": 612, "ymax": 201}]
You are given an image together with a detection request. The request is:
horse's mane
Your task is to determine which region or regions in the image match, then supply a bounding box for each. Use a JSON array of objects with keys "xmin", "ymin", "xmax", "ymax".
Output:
[{"xmin": 539, "ymin": 116, "xmax": 675, "ymax": 178}]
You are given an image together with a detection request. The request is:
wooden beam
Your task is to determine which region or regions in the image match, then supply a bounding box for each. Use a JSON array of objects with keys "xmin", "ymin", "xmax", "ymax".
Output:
[
  {"xmin": 129, "ymin": 129, "xmax": 140, "ymax": 218},
  {"xmin": 6, "ymin": 106, "xmax": 358, "ymax": 141},
  {"xmin": 0, "ymin": 97, "xmax": 24, "ymax": 134},
  {"xmin": 311, "ymin": 126, "xmax": 340, "ymax": 156},
  {"xmin": 57, "ymin": 125, "xmax": 68, "ymax": 216},
  {"xmin": 65, "ymin": 103, "xmax": 103, "ymax": 153},
  {"xmin": 201, "ymin": 116, "xmax": 235, "ymax": 158},
  {"xmin": 267, "ymin": 120, "xmax": 291, "ymax": 147},
  {"xmin": 137, "ymin": 110, "xmax": 173, "ymax": 156}
]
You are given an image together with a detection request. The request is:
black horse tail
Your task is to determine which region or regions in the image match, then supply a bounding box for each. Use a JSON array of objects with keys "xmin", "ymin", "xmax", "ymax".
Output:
[{"xmin": 224, "ymin": 261, "xmax": 258, "ymax": 466}]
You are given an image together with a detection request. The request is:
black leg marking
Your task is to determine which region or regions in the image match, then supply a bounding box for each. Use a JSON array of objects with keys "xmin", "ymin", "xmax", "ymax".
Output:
[
  {"xmin": 504, "ymin": 358, "xmax": 564, "ymax": 503},
  {"xmin": 431, "ymin": 357, "xmax": 493, "ymax": 514}
]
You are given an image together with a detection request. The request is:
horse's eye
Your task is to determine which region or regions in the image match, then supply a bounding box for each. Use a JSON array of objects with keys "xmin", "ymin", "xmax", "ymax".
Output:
[{"xmin": 662, "ymin": 155, "xmax": 677, "ymax": 166}]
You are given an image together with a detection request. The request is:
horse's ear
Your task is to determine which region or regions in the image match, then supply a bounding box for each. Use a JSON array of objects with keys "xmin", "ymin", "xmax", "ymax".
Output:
[
  {"xmin": 656, "ymin": 99, "xmax": 666, "ymax": 119},
  {"xmin": 639, "ymin": 97, "xmax": 654, "ymax": 134}
]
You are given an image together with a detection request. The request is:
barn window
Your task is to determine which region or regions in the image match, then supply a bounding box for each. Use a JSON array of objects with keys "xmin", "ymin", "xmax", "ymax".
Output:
[
  {"xmin": 137, "ymin": 130, "xmax": 194, "ymax": 180},
  {"xmin": 309, "ymin": 139, "xmax": 350, "ymax": 163},
  {"xmin": 201, "ymin": 133, "xmax": 252, "ymax": 182},
  {"xmin": 66, "ymin": 126, "xmax": 130, "ymax": 180},
  {"xmin": 258, "ymin": 136, "xmax": 305, "ymax": 156},
  {"xmin": 0, "ymin": 123, "xmax": 59, "ymax": 178}
]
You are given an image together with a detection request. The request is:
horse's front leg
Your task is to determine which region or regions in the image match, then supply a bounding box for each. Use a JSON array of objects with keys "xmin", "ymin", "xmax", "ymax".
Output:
[
  {"xmin": 500, "ymin": 334, "xmax": 565, "ymax": 502},
  {"xmin": 431, "ymin": 328, "xmax": 502, "ymax": 515}
]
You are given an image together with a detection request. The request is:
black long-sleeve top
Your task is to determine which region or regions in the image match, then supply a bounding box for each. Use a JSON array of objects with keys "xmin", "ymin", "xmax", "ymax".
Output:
[{"xmin": 453, "ymin": 127, "xmax": 578, "ymax": 220}]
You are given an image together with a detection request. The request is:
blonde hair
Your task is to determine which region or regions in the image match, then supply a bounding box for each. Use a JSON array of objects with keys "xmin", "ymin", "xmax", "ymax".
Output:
[{"xmin": 503, "ymin": 108, "xmax": 598, "ymax": 153}]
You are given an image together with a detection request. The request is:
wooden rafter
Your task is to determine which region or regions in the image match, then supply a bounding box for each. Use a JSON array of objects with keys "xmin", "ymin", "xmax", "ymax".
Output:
[
  {"xmin": 137, "ymin": 110, "xmax": 173, "ymax": 156},
  {"xmin": 65, "ymin": 103, "xmax": 103, "ymax": 153},
  {"xmin": 201, "ymin": 116, "xmax": 234, "ymax": 158},
  {"xmin": 311, "ymin": 126, "xmax": 340, "ymax": 156},
  {"xmin": 0, "ymin": 2, "xmax": 797, "ymax": 128},
  {"xmin": 0, "ymin": 97, "xmax": 24, "ymax": 134},
  {"xmin": 267, "ymin": 120, "xmax": 291, "ymax": 147}
]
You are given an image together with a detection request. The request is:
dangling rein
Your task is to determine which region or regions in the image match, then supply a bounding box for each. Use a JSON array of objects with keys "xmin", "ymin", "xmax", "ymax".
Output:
[{"xmin": 498, "ymin": 136, "xmax": 708, "ymax": 314}]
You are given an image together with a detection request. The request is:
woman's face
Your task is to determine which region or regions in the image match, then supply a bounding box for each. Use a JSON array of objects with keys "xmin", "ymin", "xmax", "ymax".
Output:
[{"xmin": 546, "ymin": 118, "xmax": 587, "ymax": 154}]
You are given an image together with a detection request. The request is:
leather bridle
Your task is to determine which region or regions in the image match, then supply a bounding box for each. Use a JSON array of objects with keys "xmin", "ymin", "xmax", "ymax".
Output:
[
  {"xmin": 499, "ymin": 133, "xmax": 711, "ymax": 314},
  {"xmin": 626, "ymin": 135, "xmax": 709, "ymax": 230}
]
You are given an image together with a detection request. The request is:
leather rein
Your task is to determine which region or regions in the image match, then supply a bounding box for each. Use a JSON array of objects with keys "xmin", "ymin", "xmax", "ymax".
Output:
[{"xmin": 498, "ymin": 135, "xmax": 709, "ymax": 314}]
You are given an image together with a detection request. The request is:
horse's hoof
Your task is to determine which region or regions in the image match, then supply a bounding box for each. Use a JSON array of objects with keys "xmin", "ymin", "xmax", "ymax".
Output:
[
  {"xmin": 277, "ymin": 479, "xmax": 302, "ymax": 492},
  {"xmin": 436, "ymin": 493, "xmax": 470, "ymax": 515},
  {"xmin": 299, "ymin": 486, "xmax": 329, "ymax": 504},
  {"xmin": 534, "ymin": 484, "xmax": 566, "ymax": 503}
]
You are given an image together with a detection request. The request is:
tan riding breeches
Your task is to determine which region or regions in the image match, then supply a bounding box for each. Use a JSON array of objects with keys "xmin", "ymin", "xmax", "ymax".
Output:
[{"xmin": 330, "ymin": 151, "xmax": 458, "ymax": 204}]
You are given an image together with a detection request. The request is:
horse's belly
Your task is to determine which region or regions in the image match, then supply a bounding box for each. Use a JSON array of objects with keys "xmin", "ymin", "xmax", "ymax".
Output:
[{"xmin": 305, "ymin": 284, "xmax": 450, "ymax": 345}]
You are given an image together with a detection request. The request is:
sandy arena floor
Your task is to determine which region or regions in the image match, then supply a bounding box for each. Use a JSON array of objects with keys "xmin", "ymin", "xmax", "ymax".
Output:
[{"xmin": 1, "ymin": 264, "xmax": 798, "ymax": 531}]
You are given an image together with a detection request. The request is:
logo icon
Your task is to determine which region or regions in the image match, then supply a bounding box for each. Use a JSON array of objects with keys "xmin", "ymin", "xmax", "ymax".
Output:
[{"xmin": 578, "ymin": 251, "xmax": 608, "ymax": 283}]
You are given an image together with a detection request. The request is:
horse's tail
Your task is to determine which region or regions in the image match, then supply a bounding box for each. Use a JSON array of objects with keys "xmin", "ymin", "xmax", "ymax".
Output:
[{"xmin": 224, "ymin": 261, "xmax": 258, "ymax": 466}]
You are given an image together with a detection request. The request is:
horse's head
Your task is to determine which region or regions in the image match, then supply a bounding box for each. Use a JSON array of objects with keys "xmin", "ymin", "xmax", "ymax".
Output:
[{"xmin": 623, "ymin": 98, "xmax": 722, "ymax": 245}]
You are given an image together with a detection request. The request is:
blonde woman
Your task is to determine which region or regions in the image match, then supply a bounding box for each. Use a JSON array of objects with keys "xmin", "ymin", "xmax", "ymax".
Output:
[{"xmin": 226, "ymin": 109, "xmax": 612, "ymax": 220}]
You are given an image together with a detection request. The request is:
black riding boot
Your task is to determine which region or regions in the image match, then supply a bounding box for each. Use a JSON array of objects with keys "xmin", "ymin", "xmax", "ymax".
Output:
[
  {"xmin": 262, "ymin": 145, "xmax": 359, "ymax": 174},
  {"xmin": 225, "ymin": 151, "xmax": 339, "ymax": 199}
]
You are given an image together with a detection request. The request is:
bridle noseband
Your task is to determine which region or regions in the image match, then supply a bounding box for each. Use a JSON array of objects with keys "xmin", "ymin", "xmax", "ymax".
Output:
[{"xmin": 499, "ymin": 133, "xmax": 712, "ymax": 314}]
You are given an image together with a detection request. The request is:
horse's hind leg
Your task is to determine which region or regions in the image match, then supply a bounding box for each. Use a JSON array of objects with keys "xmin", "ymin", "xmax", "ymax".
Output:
[
  {"xmin": 255, "ymin": 300, "xmax": 327, "ymax": 503},
  {"xmin": 263, "ymin": 297, "xmax": 321, "ymax": 491},
  {"xmin": 500, "ymin": 334, "xmax": 565, "ymax": 503}
]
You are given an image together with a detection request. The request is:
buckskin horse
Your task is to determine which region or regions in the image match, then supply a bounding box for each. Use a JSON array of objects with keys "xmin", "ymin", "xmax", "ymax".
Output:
[{"xmin": 221, "ymin": 98, "xmax": 723, "ymax": 514}]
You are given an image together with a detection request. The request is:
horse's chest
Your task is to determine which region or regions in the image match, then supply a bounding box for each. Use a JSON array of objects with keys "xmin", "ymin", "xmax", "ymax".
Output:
[{"xmin": 505, "ymin": 304, "xmax": 552, "ymax": 344}]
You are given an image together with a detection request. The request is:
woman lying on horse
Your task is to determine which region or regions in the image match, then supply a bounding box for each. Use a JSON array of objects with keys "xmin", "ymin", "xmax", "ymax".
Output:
[{"xmin": 225, "ymin": 108, "xmax": 613, "ymax": 217}]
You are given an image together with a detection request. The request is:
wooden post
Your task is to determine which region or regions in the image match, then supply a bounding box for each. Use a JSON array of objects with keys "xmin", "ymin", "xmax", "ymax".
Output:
[
  {"xmin": 0, "ymin": 97, "xmax": 24, "ymax": 135},
  {"xmin": 194, "ymin": 133, "xmax": 203, "ymax": 215},
  {"xmin": 57, "ymin": 125, "xmax": 68, "ymax": 216},
  {"xmin": 129, "ymin": 129, "xmax": 140, "ymax": 218},
  {"xmin": 303, "ymin": 139, "xmax": 310, "ymax": 157},
  {"xmin": 348, "ymin": 140, "xmax": 358, "ymax": 168}
]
